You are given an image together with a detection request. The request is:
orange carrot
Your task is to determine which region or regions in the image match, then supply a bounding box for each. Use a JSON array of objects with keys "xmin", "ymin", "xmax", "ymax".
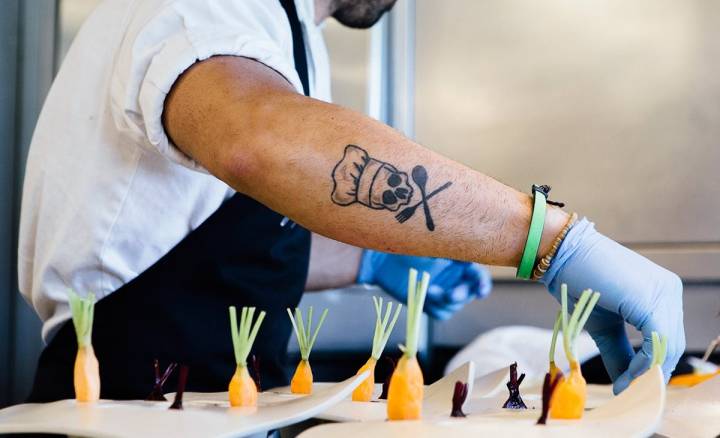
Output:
[
  {"xmin": 387, "ymin": 354, "xmax": 424, "ymax": 419},
  {"xmin": 352, "ymin": 296, "xmax": 402, "ymax": 402},
  {"xmin": 287, "ymin": 307, "xmax": 329, "ymax": 395},
  {"xmin": 352, "ymin": 358, "xmax": 376, "ymax": 401},
  {"xmin": 291, "ymin": 359, "xmax": 313, "ymax": 394},
  {"xmin": 387, "ymin": 269, "xmax": 429, "ymax": 421},
  {"xmin": 550, "ymin": 361, "xmax": 586, "ymax": 419},
  {"xmin": 669, "ymin": 334, "xmax": 717, "ymax": 387},
  {"xmin": 549, "ymin": 285, "xmax": 600, "ymax": 420},
  {"xmin": 228, "ymin": 306, "xmax": 266, "ymax": 407},
  {"xmin": 669, "ymin": 371, "xmax": 718, "ymax": 387},
  {"xmin": 68, "ymin": 290, "xmax": 100, "ymax": 402}
]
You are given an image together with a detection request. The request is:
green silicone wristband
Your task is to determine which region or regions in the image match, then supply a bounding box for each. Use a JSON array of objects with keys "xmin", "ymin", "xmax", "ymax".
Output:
[{"xmin": 516, "ymin": 185, "xmax": 548, "ymax": 279}]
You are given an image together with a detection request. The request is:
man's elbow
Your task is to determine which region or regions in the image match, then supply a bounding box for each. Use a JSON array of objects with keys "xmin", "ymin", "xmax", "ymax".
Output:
[
  {"xmin": 162, "ymin": 55, "xmax": 302, "ymax": 193},
  {"xmin": 211, "ymin": 95, "xmax": 294, "ymax": 192}
]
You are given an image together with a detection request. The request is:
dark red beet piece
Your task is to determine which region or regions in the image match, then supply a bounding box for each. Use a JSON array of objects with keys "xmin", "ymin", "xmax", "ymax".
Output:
[
  {"xmin": 146, "ymin": 359, "xmax": 178, "ymax": 401},
  {"xmin": 451, "ymin": 381, "xmax": 469, "ymax": 417},
  {"xmin": 502, "ymin": 362, "xmax": 527, "ymax": 409},
  {"xmin": 379, "ymin": 356, "xmax": 397, "ymax": 400},
  {"xmin": 537, "ymin": 372, "xmax": 562, "ymax": 425},
  {"xmin": 251, "ymin": 354, "xmax": 262, "ymax": 391},
  {"xmin": 169, "ymin": 365, "xmax": 189, "ymax": 410}
]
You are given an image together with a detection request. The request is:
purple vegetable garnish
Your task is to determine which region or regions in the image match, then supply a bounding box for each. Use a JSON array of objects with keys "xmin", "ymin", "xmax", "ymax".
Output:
[
  {"xmin": 502, "ymin": 362, "xmax": 527, "ymax": 409},
  {"xmin": 451, "ymin": 381, "xmax": 469, "ymax": 417},
  {"xmin": 537, "ymin": 372, "xmax": 562, "ymax": 425},
  {"xmin": 379, "ymin": 356, "xmax": 397, "ymax": 400},
  {"xmin": 169, "ymin": 365, "xmax": 189, "ymax": 410},
  {"xmin": 146, "ymin": 359, "xmax": 178, "ymax": 401},
  {"xmin": 251, "ymin": 354, "xmax": 262, "ymax": 391}
]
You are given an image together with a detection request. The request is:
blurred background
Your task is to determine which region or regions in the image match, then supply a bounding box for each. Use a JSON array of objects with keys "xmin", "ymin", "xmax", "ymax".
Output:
[{"xmin": 1, "ymin": 0, "xmax": 718, "ymax": 407}]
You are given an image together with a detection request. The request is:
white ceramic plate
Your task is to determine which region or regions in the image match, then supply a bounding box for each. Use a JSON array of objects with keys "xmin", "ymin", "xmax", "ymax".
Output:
[
  {"xmin": 311, "ymin": 361, "xmax": 476, "ymax": 422},
  {"xmin": 0, "ymin": 372, "xmax": 368, "ymax": 438},
  {"xmin": 660, "ymin": 373, "xmax": 720, "ymax": 438},
  {"xmin": 469, "ymin": 365, "xmax": 510, "ymax": 399},
  {"xmin": 298, "ymin": 366, "xmax": 665, "ymax": 438}
]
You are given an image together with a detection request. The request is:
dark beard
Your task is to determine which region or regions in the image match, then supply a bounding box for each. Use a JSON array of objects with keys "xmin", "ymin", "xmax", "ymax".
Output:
[{"xmin": 331, "ymin": 0, "xmax": 398, "ymax": 29}]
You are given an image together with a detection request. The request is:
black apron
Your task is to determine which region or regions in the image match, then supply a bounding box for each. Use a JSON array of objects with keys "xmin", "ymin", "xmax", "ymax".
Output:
[{"xmin": 28, "ymin": 0, "xmax": 311, "ymax": 402}]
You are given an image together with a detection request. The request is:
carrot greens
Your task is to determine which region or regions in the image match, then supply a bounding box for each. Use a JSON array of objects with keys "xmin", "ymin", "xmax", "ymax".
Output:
[
  {"xmin": 352, "ymin": 296, "xmax": 402, "ymax": 401},
  {"xmin": 400, "ymin": 269, "xmax": 429, "ymax": 358},
  {"xmin": 230, "ymin": 307, "xmax": 266, "ymax": 368},
  {"xmin": 371, "ymin": 297, "xmax": 403, "ymax": 360},
  {"xmin": 69, "ymin": 289, "xmax": 95, "ymax": 348},
  {"xmin": 288, "ymin": 307, "xmax": 329, "ymax": 394},
  {"xmin": 548, "ymin": 310, "xmax": 563, "ymax": 380},
  {"xmin": 559, "ymin": 286, "xmax": 600, "ymax": 365},
  {"xmin": 651, "ymin": 331, "xmax": 668, "ymax": 368}
]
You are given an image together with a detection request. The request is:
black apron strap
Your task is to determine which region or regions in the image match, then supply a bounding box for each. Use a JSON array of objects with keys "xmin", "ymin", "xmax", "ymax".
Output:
[{"xmin": 279, "ymin": 0, "xmax": 310, "ymax": 97}]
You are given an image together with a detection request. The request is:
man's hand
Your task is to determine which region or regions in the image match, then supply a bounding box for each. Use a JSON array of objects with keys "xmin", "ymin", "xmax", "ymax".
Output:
[
  {"xmin": 357, "ymin": 251, "xmax": 492, "ymax": 320},
  {"xmin": 541, "ymin": 218, "xmax": 685, "ymax": 394}
]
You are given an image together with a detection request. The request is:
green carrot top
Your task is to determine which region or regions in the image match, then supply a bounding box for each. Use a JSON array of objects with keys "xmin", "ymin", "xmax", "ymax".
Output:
[
  {"xmin": 370, "ymin": 296, "xmax": 402, "ymax": 360},
  {"xmin": 549, "ymin": 310, "xmax": 562, "ymax": 365},
  {"xmin": 287, "ymin": 307, "xmax": 329, "ymax": 362},
  {"xmin": 68, "ymin": 289, "xmax": 96, "ymax": 348},
  {"xmin": 229, "ymin": 306, "xmax": 266, "ymax": 368},
  {"xmin": 400, "ymin": 268, "xmax": 429, "ymax": 358},
  {"xmin": 650, "ymin": 331, "xmax": 668, "ymax": 368},
  {"xmin": 560, "ymin": 284, "xmax": 600, "ymax": 364}
]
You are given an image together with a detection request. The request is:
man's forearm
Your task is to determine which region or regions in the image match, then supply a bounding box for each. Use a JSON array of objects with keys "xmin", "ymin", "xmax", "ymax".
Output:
[{"xmin": 164, "ymin": 56, "xmax": 568, "ymax": 266}]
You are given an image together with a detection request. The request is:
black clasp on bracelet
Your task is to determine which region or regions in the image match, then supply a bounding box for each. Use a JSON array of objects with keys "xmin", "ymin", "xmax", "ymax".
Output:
[{"xmin": 532, "ymin": 184, "xmax": 566, "ymax": 208}]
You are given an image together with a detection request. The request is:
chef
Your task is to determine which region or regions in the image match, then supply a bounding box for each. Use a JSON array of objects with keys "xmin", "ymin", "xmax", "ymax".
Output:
[{"xmin": 19, "ymin": 0, "xmax": 684, "ymax": 402}]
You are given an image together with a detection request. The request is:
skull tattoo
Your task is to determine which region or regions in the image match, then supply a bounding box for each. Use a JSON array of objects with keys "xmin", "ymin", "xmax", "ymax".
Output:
[
  {"xmin": 331, "ymin": 144, "xmax": 452, "ymax": 231},
  {"xmin": 331, "ymin": 145, "xmax": 413, "ymax": 211}
]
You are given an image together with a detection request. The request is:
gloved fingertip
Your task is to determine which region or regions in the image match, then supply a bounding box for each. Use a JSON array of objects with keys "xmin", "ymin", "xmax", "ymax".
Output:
[
  {"xmin": 427, "ymin": 284, "xmax": 444, "ymax": 299},
  {"xmin": 464, "ymin": 264, "xmax": 492, "ymax": 299},
  {"xmin": 661, "ymin": 358, "xmax": 678, "ymax": 384},
  {"xmin": 447, "ymin": 283, "xmax": 470, "ymax": 303},
  {"xmin": 612, "ymin": 372, "xmax": 632, "ymax": 395}
]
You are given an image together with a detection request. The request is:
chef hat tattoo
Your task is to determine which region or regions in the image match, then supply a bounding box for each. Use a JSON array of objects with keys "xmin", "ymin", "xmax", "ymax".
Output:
[
  {"xmin": 331, "ymin": 145, "xmax": 452, "ymax": 231},
  {"xmin": 331, "ymin": 145, "xmax": 413, "ymax": 211}
]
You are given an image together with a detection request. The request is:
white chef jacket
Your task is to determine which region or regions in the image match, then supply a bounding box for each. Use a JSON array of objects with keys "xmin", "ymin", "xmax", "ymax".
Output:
[{"xmin": 18, "ymin": 0, "xmax": 332, "ymax": 342}]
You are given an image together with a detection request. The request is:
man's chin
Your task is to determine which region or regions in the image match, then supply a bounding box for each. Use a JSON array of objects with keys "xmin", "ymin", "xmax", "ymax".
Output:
[{"xmin": 332, "ymin": 0, "xmax": 397, "ymax": 29}]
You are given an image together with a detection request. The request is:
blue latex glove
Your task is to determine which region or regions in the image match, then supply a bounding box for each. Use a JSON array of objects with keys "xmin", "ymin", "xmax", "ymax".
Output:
[
  {"xmin": 541, "ymin": 218, "xmax": 685, "ymax": 394},
  {"xmin": 357, "ymin": 251, "xmax": 492, "ymax": 320}
]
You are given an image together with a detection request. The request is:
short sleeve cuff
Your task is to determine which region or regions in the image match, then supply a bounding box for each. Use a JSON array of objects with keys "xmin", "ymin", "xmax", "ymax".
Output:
[{"xmin": 138, "ymin": 33, "xmax": 304, "ymax": 171}]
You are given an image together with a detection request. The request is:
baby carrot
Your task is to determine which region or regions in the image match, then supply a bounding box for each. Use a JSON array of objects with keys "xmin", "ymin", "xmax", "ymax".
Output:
[
  {"xmin": 352, "ymin": 296, "xmax": 402, "ymax": 402},
  {"xmin": 669, "ymin": 372, "xmax": 718, "ymax": 387},
  {"xmin": 549, "ymin": 285, "xmax": 600, "ymax": 420},
  {"xmin": 68, "ymin": 289, "xmax": 100, "ymax": 403},
  {"xmin": 228, "ymin": 306, "xmax": 266, "ymax": 407},
  {"xmin": 287, "ymin": 306, "xmax": 329, "ymax": 394},
  {"xmin": 387, "ymin": 269, "xmax": 430, "ymax": 421},
  {"xmin": 670, "ymin": 333, "xmax": 717, "ymax": 387}
]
